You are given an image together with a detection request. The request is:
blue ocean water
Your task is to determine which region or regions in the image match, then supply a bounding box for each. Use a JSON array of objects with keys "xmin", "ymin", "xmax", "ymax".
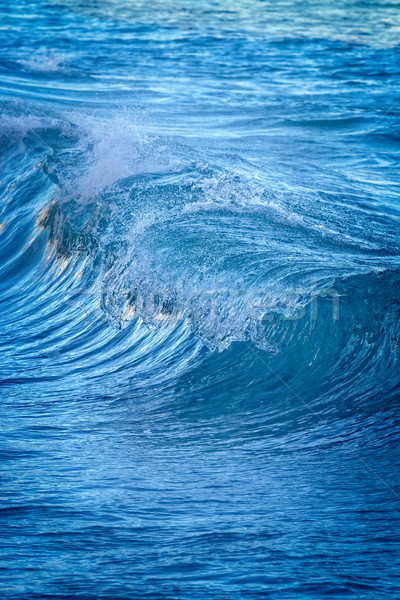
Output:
[{"xmin": 1, "ymin": 0, "xmax": 400, "ymax": 597}]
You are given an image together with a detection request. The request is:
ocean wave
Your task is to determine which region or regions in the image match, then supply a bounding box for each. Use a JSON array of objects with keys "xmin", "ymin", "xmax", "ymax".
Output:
[
  {"xmin": 2, "ymin": 2, "xmax": 400, "ymax": 597},
  {"xmin": 1, "ymin": 105, "xmax": 399, "ymax": 417}
]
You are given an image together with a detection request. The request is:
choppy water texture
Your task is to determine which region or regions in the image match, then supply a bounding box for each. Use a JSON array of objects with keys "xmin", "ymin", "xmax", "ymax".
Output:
[{"xmin": 1, "ymin": 0, "xmax": 400, "ymax": 598}]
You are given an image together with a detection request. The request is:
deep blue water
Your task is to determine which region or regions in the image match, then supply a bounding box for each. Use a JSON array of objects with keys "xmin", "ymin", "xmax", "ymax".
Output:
[{"xmin": 1, "ymin": 1, "xmax": 400, "ymax": 598}]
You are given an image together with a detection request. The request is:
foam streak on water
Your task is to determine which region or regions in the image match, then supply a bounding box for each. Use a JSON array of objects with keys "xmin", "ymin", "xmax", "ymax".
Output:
[{"xmin": 0, "ymin": 1, "xmax": 400, "ymax": 598}]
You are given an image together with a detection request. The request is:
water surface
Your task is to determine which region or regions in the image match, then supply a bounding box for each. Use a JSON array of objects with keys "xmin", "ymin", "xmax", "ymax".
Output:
[{"xmin": 1, "ymin": 1, "xmax": 400, "ymax": 598}]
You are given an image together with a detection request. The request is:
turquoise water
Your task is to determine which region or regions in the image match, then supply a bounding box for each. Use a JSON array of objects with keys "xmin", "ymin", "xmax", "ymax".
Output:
[{"xmin": 1, "ymin": 1, "xmax": 400, "ymax": 598}]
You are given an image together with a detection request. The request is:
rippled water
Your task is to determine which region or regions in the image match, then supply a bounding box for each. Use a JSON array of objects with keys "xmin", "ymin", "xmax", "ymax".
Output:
[{"xmin": 1, "ymin": 1, "xmax": 400, "ymax": 598}]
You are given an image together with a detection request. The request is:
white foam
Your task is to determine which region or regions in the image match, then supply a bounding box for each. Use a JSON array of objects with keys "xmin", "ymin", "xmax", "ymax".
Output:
[
  {"xmin": 18, "ymin": 51, "xmax": 67, "ymax": 73},
  {"xmin": 57, "ymin": 112, "xmax": 181, "ymax": 204}
]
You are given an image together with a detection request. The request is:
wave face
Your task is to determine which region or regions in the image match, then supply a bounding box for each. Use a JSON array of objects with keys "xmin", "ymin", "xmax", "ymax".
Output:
[{"xmin": 1, "ymin": 1, "xmax": 400, "ymax": 598}]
